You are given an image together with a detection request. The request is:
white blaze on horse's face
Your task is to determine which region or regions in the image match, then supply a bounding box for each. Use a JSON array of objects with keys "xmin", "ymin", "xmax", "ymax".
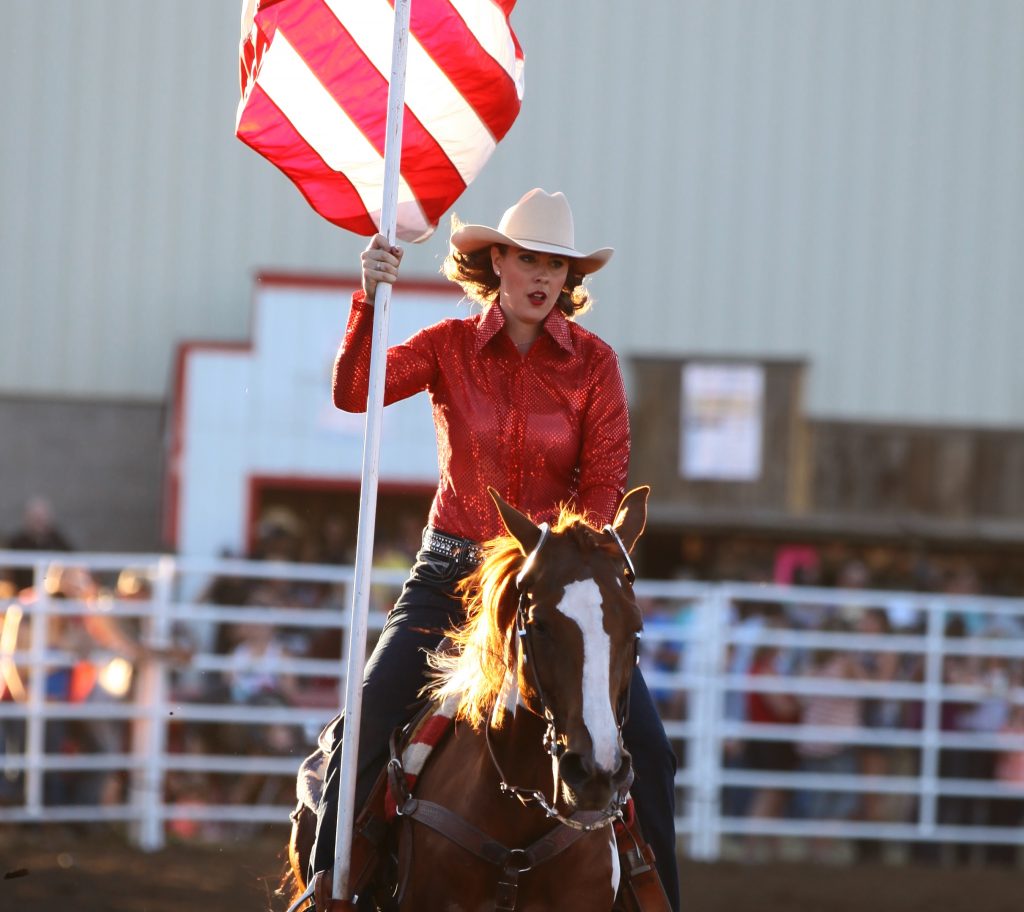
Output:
[{"xmin": 555, "ymin": 578, "xmax": 620, "ymax": 772}]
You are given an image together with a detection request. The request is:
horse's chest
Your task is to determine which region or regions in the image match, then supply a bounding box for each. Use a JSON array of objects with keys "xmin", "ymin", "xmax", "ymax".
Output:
[{"xmin": 404, "ymin": 820, "xmax": 617, "ymax": 912}]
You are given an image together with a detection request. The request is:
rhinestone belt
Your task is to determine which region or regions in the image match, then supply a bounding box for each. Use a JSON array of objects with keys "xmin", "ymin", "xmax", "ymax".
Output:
[{"xmin": 422, "ymin": 526, "xmax": 483, "ymax": 569}]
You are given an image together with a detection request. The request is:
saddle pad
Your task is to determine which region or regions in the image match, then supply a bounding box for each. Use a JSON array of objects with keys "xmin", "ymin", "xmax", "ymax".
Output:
[
  {"xmin": 294, "ymin": 710, "xmax": 341, "ymax": 813},
  {"xmin": 297, "ymin": 747, "xmax": 329, "ymax": 813},
  {"xmin": 295, "ymin": 695, "xmax": 459, "ymax": 816},
  {"xmin": 384, "ymin": 694, "xmax": 458, "ymax": 820}
]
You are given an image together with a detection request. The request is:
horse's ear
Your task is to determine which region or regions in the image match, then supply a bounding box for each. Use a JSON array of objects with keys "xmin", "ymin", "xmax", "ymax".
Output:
[
  {"xmin": 488, "ymin": 487, "xmax": 544, "ymax": 555},
  {"xmin": 611, "ymin": 486, "xmax": 650, "ymax": 553}
]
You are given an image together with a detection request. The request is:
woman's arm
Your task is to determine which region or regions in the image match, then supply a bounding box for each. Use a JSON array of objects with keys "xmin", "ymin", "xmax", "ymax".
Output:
[
  {"xmin": 332, "ymin": 234, "xmax": 437, "ymax": 412},
  {"xmin": 576, "ymin": 347, "xmax": 631, "ymax": 524}
]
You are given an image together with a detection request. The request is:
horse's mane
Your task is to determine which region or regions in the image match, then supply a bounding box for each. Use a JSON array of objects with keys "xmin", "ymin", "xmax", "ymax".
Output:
[{"xmin": 425, "ymin": 505, "xmax": 597, "ymax": 730}]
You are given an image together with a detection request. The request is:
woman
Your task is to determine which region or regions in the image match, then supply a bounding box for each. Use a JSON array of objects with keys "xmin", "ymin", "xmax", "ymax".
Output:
[{"xmin": 310, "ymin": 189, "xmax": 679, "ymax": 908}]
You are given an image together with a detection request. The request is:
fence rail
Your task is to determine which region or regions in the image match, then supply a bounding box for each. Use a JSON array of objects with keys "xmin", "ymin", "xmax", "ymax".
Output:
[{"xmin": 1, "ymin": 549, "xmax": 1023, "ymax": 859}]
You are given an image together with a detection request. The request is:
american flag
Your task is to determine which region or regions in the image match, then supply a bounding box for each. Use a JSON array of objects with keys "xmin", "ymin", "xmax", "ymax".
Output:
[{"xmin": 236, "ymin": 0, "xmax": 524, "ymax": 242}]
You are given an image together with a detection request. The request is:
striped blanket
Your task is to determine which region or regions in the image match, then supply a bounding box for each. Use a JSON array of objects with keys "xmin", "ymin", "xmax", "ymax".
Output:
[{"xmin": 296, "ymin": 695, "xmax": 458, "ymax": 817}]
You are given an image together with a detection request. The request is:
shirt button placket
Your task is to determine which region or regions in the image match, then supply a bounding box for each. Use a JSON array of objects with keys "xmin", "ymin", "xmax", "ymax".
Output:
[{"xmin": 510, "ymin": 362, "xmax": 526, "ymax": 506}]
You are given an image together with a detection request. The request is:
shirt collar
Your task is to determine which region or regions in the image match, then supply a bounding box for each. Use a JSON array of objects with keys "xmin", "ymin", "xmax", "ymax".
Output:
[{"xmin": 474, "ymin": 304, "xmax": 575, "ymax": 356}]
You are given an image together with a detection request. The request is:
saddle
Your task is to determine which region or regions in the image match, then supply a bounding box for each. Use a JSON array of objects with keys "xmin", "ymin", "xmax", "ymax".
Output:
[
  {"xmin": 303, "ymin": 759, "xmax": 397, "ymax": 912},
  {"xmin": 301, "ymin": 700, "xmax": 451, "ymax": 912}
]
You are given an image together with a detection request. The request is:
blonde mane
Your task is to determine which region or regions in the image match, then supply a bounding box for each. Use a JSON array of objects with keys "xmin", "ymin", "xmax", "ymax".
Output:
[{"xmin": 425, "ymin": 506, "xmax": 598, "ymax": 729}]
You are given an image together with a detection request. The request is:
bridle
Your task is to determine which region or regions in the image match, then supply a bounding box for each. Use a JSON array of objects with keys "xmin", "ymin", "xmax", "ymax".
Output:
[{"xmin": 484, "ymin": 522, "xmax": 641, "ymax": 832}]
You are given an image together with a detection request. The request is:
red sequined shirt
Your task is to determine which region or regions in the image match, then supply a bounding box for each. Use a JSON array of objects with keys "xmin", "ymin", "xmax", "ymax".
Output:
[{"xmin": 333, "ymin": 291, "xmax": 630, "ymax": 543}]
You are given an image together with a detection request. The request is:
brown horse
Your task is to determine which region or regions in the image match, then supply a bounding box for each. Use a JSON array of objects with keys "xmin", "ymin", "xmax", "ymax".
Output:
[{"xmin": 286, "ymin": 485, "xmax": 650, "ymax": 911}]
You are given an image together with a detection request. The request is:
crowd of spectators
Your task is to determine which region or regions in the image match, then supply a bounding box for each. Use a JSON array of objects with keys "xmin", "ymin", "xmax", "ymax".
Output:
[
  {"xmin": 0, "ymin": 499, "xmax": 423, "ymax": 835},
  {"xmin": 144, "ymin": 505, "xmax": 423, "ymax": 833},
  {"xmin": 641, "ymin": 542, "xmax": 1024, "ymax": 866},
  {"xmin": 2, "ymin": 496, "xmax": 1023, "ymax": 864}
]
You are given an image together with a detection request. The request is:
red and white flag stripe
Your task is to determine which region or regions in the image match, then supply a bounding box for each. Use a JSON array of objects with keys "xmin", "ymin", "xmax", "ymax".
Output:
[{"xmin": 236, "ymin": 0, "xmax": 524, "ymax": 242}]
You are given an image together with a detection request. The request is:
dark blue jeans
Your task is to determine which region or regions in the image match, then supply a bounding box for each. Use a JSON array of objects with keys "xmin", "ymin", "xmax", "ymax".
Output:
[
  {"xmin": 310, "ymin": 545, "xmax": 465, "ymax": 881},
  {"xmin": 310, "ymin": 544, "xmax": 680, "ymax": 910},
  {"xmin": 625, "ymin": 668, "xmax": 681, "ymax": 910}
]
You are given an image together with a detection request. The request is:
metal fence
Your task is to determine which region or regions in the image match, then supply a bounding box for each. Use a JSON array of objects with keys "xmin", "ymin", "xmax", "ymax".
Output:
[{"xmin": 2, "ymin": 550, "xmax": 1023, "ymax": 860}]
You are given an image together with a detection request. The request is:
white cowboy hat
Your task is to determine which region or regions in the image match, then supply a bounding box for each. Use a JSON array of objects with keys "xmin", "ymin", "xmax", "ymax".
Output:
[{"xmin": 450, "ymin": 188, "xmax": 614, "ymax": 275}]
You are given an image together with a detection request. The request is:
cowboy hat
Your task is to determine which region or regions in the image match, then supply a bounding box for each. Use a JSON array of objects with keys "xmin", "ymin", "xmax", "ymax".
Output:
[{"xmin": 450, "ymin": 188, "xmax": 614, "ymax": 275}]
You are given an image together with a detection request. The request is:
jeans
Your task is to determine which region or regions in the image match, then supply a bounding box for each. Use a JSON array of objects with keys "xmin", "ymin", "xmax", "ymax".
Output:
[
  {"xmin": 310, "ymin": 541, "xmax": 680, "ymax": 910},
  {"xmin": 310, "ymin": 544, "xmax": 465, "ymax": 879},
  {"xmin": 624, "ymin": 670, "xmax": 680, "ymax": 910}
]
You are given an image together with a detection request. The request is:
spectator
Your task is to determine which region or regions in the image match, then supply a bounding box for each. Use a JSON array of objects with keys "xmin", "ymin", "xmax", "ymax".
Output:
[
  {"xmin": 0, "ymin": 585, "xmax": 28, "ymax": 804},
  {"xmin": 744, "ymin": 640, "xmax": 800, "ymax": 861},
  {"xmin": 639, "ymin": 597, "xmax": 689, "ymax": 722},
  {"xmin": 796, "ymin": 631, "xmax": 863, "ymax": 860},
  {"xmin": 320, "ymin": 513, "xmax": 355, "ymax": 566},
  {"xmin": 287, "ymin": 538, "xmax": 332, "ymax": 612},
  {"xmin": 33, "ymin": 566, "xmax": 137, "ymax": 808},
  {"xmin": 990, "ymin": 702, "xmax": 1024, "ymax": 865},
  {"xmin": 221, "ymin": 611, "xmax": 301, "ymax": 806},
  {"xmin": 777, "ymin": 546, "xmax": 831, "ymax": 631},
  {"xmin": 956, "ymin": 649, "xmax": 1013, "ymax": 862},
  {"xmin": 932, "ymin": 614, "xmax": 1010, "ymax": 864},
  {"xmin": 5, "ymin": 497, "xmax": 74, "ymax": 592},
  {"xmin": 854, "ymin": 607, "xmax": 916, "ymax": 860},
  {"xmin": 773, "ymin": 545, "xmax": 820, "ymax": 586},
  {"xmin": 943, "ymin": 565, "xmax": 986, "ymax": 635},
  {"xmin": 835, "ymin": 558, "xmax": 872, "ymax": 628},
  {"xmin": 720, "ymin": 602, "xmax": 772, "ymax": 819},
  {"xmin": 225, "ymin": 617, "xmax": 299, "ymax": 710},
  {"xmin": 253, "ymin": 506, "xmax": 304, "ymax": 562}
]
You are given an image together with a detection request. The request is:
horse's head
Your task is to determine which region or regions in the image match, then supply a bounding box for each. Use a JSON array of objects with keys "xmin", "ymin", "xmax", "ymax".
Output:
[{"xmin": 491, "ymin": 486, "xmax": 649, "ymax": 813}]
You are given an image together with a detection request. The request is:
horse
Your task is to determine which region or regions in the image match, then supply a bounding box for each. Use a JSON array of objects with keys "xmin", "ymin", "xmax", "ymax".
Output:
[{"xmin": 285, "ymin": 485, "xmax": 652, "ymax": 912}]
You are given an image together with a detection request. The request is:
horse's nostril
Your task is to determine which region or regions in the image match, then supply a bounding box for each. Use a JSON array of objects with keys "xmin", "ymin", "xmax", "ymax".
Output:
[
  {"xmin": 613, "ymin": 750, "xmax": 633, "ymax": 786},
  {"xmin": 558, "ymin": 751, "xmax": 593, "ymax": 785},
  {"xmin": 558, "ymin": 749, "xmax": 625, "ymax": 810},
  {"xmin": 560, "ymin": 749, "xmax": 627, "ymax": 786}
]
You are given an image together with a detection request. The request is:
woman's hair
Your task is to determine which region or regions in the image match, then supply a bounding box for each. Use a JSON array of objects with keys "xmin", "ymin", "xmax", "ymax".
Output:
[{"xmin": 440, "ymin": 215, "xmax": 593, "ymax": 317}]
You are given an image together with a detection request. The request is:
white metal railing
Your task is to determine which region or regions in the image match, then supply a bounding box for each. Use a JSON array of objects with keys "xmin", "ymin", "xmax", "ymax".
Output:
[{"xmin": 1, "ymin": 550, "xmax": 1023, "ymax": 859}]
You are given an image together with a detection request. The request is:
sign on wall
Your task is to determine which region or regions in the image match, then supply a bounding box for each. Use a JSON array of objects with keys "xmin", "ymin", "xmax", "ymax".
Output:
[{"xmin": 680, "ymin": 363, "xmax": 764, "ymax": 481}]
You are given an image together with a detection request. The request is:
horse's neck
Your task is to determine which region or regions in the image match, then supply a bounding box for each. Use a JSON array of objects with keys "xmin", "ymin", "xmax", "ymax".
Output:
[
  {"xmin": 418, "ymin": 707, "xmax": 553, "ymax": 841},
  {"xmin": 486, "ymin": 709, "xmax": 557, "ymax": 795}
]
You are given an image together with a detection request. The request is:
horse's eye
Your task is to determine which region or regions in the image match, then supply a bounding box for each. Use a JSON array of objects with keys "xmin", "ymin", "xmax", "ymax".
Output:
[{"xmin": 530, "ymin": 618, "xmax": 548, "ymax": 636}]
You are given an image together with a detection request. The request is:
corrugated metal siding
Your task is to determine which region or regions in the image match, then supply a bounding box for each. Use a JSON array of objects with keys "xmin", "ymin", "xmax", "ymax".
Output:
[{"xmin": 2, "ymin": 1, "xmax": 1022, "ymax": 426}]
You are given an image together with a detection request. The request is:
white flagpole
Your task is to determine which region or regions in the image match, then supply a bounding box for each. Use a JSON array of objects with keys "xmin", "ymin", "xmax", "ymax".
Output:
[{"xmin": 332, "ymin": 0, "xmax": 411, "ymax": 902}]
